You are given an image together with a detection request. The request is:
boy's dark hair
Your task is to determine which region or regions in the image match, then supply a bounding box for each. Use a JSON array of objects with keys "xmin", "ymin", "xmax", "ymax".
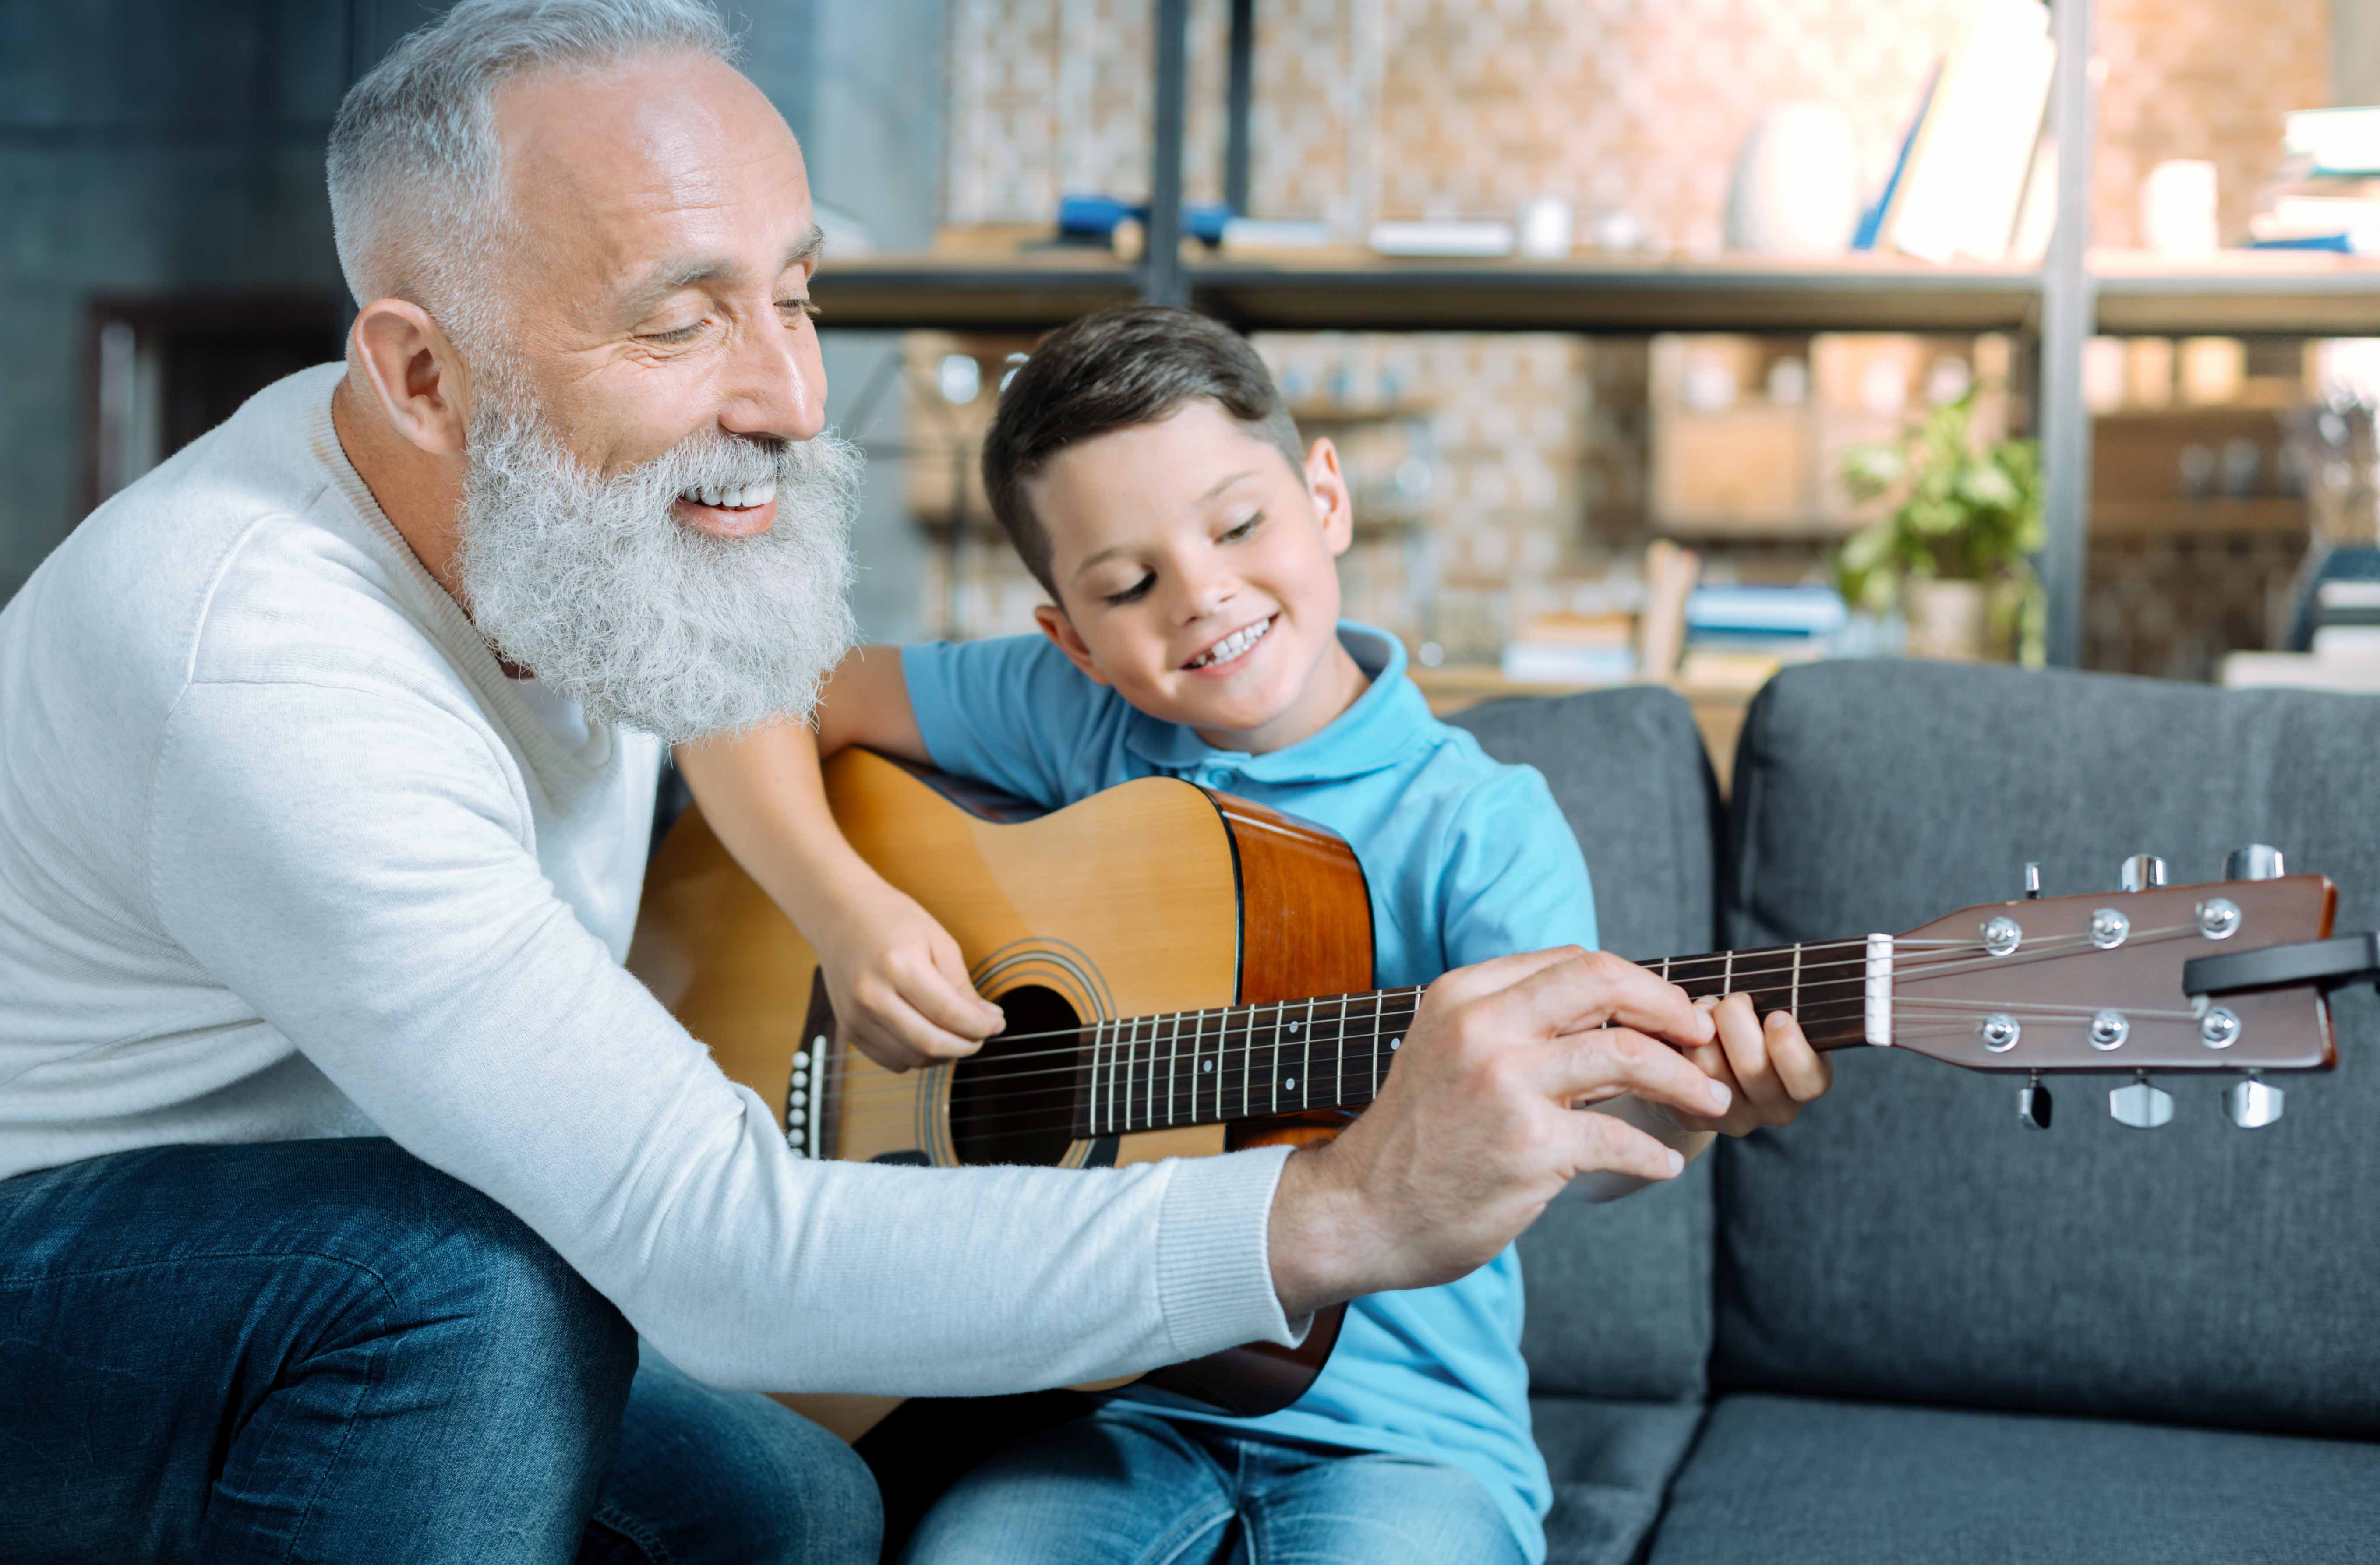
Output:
[{"xmin": 981, "ymin": 304, "xmax": 1306, "ymax": 599}]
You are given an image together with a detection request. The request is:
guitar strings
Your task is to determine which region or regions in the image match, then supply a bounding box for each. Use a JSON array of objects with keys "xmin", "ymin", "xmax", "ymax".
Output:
[
  {"xmin": 801, "ymin": 924, "xmax": 2216, "ymax": 1122},
  {"xmin": 806, "ymin": 932, "xmax": 2073, "ymax": 1092}
]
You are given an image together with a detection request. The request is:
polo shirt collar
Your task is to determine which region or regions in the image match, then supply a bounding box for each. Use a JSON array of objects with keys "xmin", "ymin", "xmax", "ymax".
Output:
[{"xmin": 1124, "ymin": 621, "xmax": 1427, "ymax": 783}]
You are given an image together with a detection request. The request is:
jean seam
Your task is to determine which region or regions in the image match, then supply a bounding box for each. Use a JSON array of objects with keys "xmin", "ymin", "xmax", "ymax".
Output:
[
  {"xmin": 1139, "ymin": 1503, "xmax": 1233, "ymax": 1565},
  {"xmin": 0, "ymin": 1248, "xmax": 404, "ymax": 1311},
  {"xmin": 591, "ymin": 1503, "xmax": 674, "ymax": 1564}
]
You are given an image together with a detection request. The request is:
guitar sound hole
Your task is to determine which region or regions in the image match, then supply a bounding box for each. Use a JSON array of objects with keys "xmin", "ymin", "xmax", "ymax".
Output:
[{"xmin": 949, "ymin": 984, "xmax": 1084, "ymax": 1167}]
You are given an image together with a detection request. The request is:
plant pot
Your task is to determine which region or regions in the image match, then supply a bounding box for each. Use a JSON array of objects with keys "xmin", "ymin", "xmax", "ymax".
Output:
[{"xmin": 1903, "ymin": 578, "xmax": 1994, "ymax": 661}]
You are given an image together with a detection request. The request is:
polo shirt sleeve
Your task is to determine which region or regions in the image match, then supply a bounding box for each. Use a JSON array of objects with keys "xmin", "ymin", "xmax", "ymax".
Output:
[
  {"xmin": 900, "ymin": 635, "xmax": 1135, "ymax": 807},
  {"xmin": 1436, "ymin": 764, "xmax": 1600, "ymax": 969}
]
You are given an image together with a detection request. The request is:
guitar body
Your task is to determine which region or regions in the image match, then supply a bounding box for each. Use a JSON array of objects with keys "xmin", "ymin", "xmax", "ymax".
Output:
[{"xmin": 629, "ymin": 748, "xmax": 1371, "ymax": 1439}]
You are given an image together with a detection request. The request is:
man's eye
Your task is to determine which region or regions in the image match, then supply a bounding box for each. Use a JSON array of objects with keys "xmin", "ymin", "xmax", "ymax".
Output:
[
  {"xmin": 1103, "ymin": 574, "xmax": 1155, "ymax": 606},
  {"xmin": 779, "ymin": 297, "xmax": 824, "ymax": 321},
  {"xmin": 642, "ymin": 322, "xmax": 706, "ymax": 345},
  {"xmin": 1221, "ymin": 511, "xmax": 1263, "ymax": 542}
]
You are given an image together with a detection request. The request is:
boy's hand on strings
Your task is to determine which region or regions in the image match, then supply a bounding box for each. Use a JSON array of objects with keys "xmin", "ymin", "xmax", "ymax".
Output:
[
  {"xmin": 1671, "ymin": 993, "xmax": 1832, "ymax": 1135},
  {"xmin": 810, "ymin": 872, "xmax": 1006, "ymax": 1072}
]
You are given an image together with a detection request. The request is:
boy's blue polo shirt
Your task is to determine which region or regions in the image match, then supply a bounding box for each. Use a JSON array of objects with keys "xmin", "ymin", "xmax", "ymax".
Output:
[{"xmin": 902, "ymin": 622, "xmax": 1597, "ymax": 1563}]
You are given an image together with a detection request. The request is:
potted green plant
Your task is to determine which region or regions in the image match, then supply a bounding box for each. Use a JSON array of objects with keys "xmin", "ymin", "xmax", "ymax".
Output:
[{"xmin": 1834, "ymin": 387, "xmax": 2045, "ymax": 664}]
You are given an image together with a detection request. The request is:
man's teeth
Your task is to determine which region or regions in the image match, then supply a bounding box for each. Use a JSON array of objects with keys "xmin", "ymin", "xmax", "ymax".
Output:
[
  {"xmin": 680, "ymin": 481, "xmax": 779, "ymax": 509},
  {"xmin": 1190, "ymin": 617, "xmax": 1273, "ymax": 668}
]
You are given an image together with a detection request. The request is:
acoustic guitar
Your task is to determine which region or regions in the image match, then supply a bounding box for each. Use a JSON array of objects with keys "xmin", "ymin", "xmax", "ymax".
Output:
[{"xmin": 629, "ymin": 747, "xmax": 2366, "ymax": 1440}]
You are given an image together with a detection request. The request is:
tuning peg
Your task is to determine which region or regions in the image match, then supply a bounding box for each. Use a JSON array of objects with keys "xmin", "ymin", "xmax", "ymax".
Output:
[
  {"xmin": 2119, "ymin": 854, "xmax": 2168, "ymax": 893},
  {"xmin": 2110, "ymin": 1072, "xmax": 2174, "ymax": 1128},
  {"xmin": 2225, "ymin": 844, "xmax": 2286, "ymax": 881},
  {"xmin": 2023, "ymin": 862, "xmax": 2042, "ymax": 899},
  {"xmin": 2017, "ymin": 1071, "xmax": 2052, "ymax": 1129},
  {"xmin": 2224, "ymin": 1073, "xmax": 2285, "ymax": 1129}
]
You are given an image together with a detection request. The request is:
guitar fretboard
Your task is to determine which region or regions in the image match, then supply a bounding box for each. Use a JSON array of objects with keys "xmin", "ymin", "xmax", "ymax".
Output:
[{"xmin": 1075, "ymin": 941, "xmax": 1873, "ymax": 1138}]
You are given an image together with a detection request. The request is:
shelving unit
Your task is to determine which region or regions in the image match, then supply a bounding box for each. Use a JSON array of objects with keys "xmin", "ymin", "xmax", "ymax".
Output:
[{"xmin": 823, "ymin": 0, "xmax": 2380, "ymax": 668}]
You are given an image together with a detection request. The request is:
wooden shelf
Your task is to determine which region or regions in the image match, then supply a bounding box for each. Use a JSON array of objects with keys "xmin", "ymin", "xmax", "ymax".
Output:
[
  {"xmin": 2093, "ymin": 252, "xmax": 2380, "ymax": 336},
  {"xmin": 812, "ymin": 251, "xmax": 1138, "ymax": 331},
  {"xmin": 2089, "ymin": 497, "xmax": 2308, "ymax": 537},
  {"xmin": 1190, "ymin": 251, "xmax": 2043, "ymax": 334},
  {"xmin": 815, "ymin": 245, "xmax": 2380, "ymax": 340}
]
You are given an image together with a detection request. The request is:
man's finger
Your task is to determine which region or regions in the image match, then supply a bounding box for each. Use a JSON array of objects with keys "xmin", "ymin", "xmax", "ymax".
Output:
[
  {"xmin": 1766, "ymin": 1010, "xmax": 1833, "ymax": 1103},
  {"xmin": 1544, "ymin": 1026, "xmax": 1733, "ymax": 1121},
  {"xmin": 1496, "ymin": 949, "xmax": 1713, "ymax": 1053},
  {"xmin": 1565, "ymin": 1109, "xmax": 1689, "ymax": 1186},
  {"xmin": 1424, "ymin": 946, "xmax": 1591, "ymax": 1009}
]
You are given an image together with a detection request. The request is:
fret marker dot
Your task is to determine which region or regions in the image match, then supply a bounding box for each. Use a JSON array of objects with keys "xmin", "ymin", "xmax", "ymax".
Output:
[
  {"xmin": 1202, "ymin": 1060, "xmax": 1214, "ymax": 1072},
  {"xmin": 1390, "ymin": 1037, "xmax": 1401, "ymax": 1050},
  {"xmin": 1284, "ymin": 1078, "xmax": 1296, "ymax": 1091}
]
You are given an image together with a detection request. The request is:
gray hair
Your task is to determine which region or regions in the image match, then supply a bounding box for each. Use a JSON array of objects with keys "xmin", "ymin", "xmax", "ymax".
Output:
[{"xmin": 327, "ymin": 0, "xmax": 739, "ymax": 334}]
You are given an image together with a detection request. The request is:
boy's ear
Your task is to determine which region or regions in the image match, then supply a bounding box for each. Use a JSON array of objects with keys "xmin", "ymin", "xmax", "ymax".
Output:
[
  {"xmin": 1032, "ymin": 602, "xmax": 1113, "ymax": 687},
  {"xmin": 1303, "ymin": 437, "xmax": 1354, "ymax": 558}
]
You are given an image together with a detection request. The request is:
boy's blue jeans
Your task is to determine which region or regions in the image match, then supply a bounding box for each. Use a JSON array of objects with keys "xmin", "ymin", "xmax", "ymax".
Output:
[
  {"xmin": 0, "ymin": 1136, "xmax": 880, "ymax": 1564},
  {"xmin": 900, "ymin": 1406, "xmax": 1525, "ymax": 1565}
]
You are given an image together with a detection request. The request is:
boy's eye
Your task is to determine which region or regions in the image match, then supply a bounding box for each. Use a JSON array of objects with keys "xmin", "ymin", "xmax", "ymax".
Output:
[
  {"xmin": 1103, "ymin": 573, "xmax": 1155, "ymax": 606},
  {"xmin": 1221, "ymin": 511, "xmax": 1263, "ymax": 542}
]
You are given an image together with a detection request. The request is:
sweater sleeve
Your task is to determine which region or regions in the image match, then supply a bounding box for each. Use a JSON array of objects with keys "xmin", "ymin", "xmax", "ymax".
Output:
[{"xmin": 143, "ymin": 677, "xmax": 1295, "ymax": 1393}]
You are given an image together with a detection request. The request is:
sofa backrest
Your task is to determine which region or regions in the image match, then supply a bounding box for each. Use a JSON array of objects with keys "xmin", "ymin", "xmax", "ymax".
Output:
[
  {"xmin": 1451, "ymin": 687, "xmax": 1723, "ymax": 1401},
  {"xmin": 1715, "ymin": 659, "xmax": 2380, "ymax": 1435}
]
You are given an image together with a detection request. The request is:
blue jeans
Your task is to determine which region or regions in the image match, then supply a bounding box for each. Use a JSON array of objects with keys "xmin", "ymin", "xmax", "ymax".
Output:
[
  {"xmin": 0, "ymin": 1137, "xmax": 879, "ymax": 1564},
  {"xmin": 900, "ymin": 1407, "xmax": 1525, "ymax": 1565}
]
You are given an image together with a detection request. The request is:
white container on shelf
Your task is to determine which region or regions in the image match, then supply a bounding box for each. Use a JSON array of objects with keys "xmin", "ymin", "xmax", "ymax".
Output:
[{"xmin": 1722, "ymin": 103, "xmax": 1859, "ymax": 257}]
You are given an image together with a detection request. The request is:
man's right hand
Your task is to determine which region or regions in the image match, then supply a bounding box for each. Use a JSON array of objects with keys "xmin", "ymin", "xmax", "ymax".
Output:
[{"xmin": 1264, "ymin": 946, "xmax": 1730, "ymax": 1318}]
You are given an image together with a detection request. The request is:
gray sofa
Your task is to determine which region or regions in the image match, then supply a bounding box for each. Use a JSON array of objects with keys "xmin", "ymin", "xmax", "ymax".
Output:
[{"xmin": 1450, "ymin": 659, "xmax": 2380, "ymax": 1563}]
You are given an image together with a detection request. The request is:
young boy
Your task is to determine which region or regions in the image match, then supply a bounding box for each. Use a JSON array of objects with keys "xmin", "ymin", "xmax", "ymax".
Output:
[{"xmin": 679, "ymin": 306, "xmax": 1828, "ymax": 1564}]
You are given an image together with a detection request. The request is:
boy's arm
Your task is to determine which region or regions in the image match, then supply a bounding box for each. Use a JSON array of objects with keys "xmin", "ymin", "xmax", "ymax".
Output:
[{"xmin": 673, "ymin": 647, "xmax": 1006, "ymax": 1069}]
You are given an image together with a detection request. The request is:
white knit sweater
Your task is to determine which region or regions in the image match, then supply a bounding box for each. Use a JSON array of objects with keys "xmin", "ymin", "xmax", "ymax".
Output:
[{"xmin": 0, "ymin": 366, "xmax": 1293, "ymax": 1392}]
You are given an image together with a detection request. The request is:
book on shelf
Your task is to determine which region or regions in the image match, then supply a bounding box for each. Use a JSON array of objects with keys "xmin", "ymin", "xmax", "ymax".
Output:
[
  {"xmin": 1879, "ymin": 0, "xmax": 2055, "ymax": 264},
  {"xmin": 1684, "ymin": 584, "xmax": 1848, "ymax": 638},
  {"xmin": 1852, "ymin": 61, "xmax": 1939, "ymax": 251},
  {"xmin": 2284, "ymin": 107, "xmax": 2380, "ymax": 176}
]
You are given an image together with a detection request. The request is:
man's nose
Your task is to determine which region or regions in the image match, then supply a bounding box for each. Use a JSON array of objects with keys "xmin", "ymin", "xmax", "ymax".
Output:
[{"xmin": 718, "ymin": 307, "xmax": 826, "ymax": 444}]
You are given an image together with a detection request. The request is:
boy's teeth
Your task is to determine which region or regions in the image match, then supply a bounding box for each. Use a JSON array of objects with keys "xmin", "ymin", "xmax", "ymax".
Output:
[{"xmin": 1192, "ymin": 616, "xmax": 1271, "ymax": 667}]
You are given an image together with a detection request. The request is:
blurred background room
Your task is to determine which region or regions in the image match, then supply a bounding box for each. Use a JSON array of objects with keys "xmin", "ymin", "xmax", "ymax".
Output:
[{"xmin": 9, "ymin": 0, "xmax": 2380, "ymax": 786}]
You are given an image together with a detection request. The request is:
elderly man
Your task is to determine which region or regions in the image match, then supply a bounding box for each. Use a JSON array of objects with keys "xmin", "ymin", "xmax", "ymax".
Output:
[{"xmin": 0, "ymin": 2, "xmax": 1748, "ymax": 1561}]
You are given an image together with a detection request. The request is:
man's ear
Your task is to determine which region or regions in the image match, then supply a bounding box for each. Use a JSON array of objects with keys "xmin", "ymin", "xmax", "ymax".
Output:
[
  {"xmin": 1303, "ymin": 437, "xmax": 1354, "ymax": 557},
  {"xmin": 350, "ymin": 299, "xmax": 473, "ymax": 457},
  {"xmin": 1032, "ymin": 602, "xmax": 1113, "ymax": 687}
]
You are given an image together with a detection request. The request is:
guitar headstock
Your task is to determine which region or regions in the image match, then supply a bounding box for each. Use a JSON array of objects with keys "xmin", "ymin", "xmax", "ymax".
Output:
[{"xmin": 1886, "ymin": 871, "xmax": 2338, "ymax": 1077}]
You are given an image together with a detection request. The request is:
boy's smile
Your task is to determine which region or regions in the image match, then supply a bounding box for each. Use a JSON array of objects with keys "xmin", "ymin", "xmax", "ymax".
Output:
[{"xmin": 1026, "ymin": 399, "xmax": 1370, "ymax": 754}]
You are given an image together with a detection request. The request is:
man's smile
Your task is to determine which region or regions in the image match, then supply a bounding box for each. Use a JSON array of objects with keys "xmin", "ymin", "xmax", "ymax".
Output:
[{"xmin": 674, "ymin": 482, "xmax": 778, "ymax": 538}]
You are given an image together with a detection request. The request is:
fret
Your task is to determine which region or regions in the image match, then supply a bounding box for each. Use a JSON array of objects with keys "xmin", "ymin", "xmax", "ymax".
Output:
[
  {"xmin": 1088, "ymin": 1019, "xmax": 1105, "ymax": 1136},
  {"xmin": 1194, "ymin": 1008, "xmax": 1210, "ymax": 1122},
  {"xmin": 1722, "ymin": 950, "xmax": 1732, "ymax": 996},
  {"xmin": 1166, "ymin": 1007, "xmax": 1181, "ymax": 1128},
  {"xmin": 1334, "ymin": 993, "xmax": 1346, "ymax": 1111},
  {"xmin": 1790, "ymin": 945, "xmax": 1801, "ymax": 1015},
  {"xmin": 1661, "ymin": 955, "xmax": 1672, "ymax": 983},
  {"xmin": 1367, "ymin": 994, "xmax": 1381, "ymax": 1102}
]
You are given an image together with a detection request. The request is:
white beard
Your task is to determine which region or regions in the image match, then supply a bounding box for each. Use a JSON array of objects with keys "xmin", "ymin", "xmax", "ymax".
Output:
[{"xmin": 455, "ymin": 393, "xmax": 860, "ymax": 744}]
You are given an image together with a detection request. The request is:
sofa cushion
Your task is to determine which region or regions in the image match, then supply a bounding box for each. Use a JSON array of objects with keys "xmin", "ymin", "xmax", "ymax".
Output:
[
  {"xmin": 1454, "ymin": 688, "xmax": 1722, "ymax": 1401},
  {"xmin": 1529, "ymin": 1396, "xmax": 1706, "ymax": 1565},
  {"xmin": 1716, "ymin": 659, "xmax": 2380, "ymax": 1432},
  {"xmin": 1644, "ymin": 1393, "xmax": 2380, "ymax": 1565}
]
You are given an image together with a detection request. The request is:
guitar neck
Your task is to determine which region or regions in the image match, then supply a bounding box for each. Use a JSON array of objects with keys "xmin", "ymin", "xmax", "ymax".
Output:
[{"xmin": 1078, "ymin": 941, "xmax": 1873, "ymax": 1139}]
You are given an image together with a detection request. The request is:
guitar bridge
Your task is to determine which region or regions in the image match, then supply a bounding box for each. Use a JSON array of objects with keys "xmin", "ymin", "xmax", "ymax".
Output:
[{"xmin": 786, "ymin": 970, "xmax": 837, "ymax": 1158}]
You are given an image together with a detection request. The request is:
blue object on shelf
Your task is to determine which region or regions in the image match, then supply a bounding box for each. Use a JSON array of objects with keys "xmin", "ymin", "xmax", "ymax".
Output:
[
  {"xmin": 1057, "ymin": 194, "xmax": 1233, "ymax": 246},
  {"xmin": 2287, "ymin": 546, "xmax": 2380, "ymax": 650},
  {"xmin": 2249, "ymin": 233, "xmax": 2358, "ymax": 253},
  {"xmin": 1854, "ymin": 59, "xmax": 1940, "ymax": 252}
]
